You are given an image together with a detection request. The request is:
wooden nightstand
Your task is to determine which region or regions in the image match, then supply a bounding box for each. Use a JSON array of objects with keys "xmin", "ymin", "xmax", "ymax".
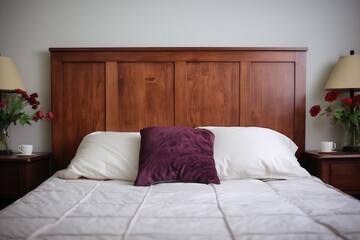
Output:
[
  {"xmin": 0, "ymin": 152, "xmax": 51, "ymax": 209},
  {"xmin": 305, "ymin": 151, "xmax": 360, "ymax": 197}
]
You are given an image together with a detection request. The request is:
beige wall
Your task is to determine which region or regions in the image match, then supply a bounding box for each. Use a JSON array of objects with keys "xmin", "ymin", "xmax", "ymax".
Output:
[{"xmin": 1, "ymin": 0, "xmax": 360, "ymax": 153}]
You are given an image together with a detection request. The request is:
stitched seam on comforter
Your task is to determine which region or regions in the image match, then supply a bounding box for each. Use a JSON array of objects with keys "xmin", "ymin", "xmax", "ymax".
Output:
[
  {"xmin": 26, "ymin": 180, "xmax": 103, "ymax": 240},
  {"xmin": 265, "ymin": 180, "xmax": 348, "ymax": 240},
  {"xmin": 122, "ymin": 185, "xmax": 152, "ymax": 240},
  {"xmin": 211, "ymin": 184, "xmax": 235, "ymax": 240}
]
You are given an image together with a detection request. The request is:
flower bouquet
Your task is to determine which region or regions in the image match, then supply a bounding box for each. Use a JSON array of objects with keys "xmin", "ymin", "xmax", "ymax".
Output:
[
  {"xmin": 0, "ymin": 89, "xmax": 53, "ymax": 154},
  {"xmin": 310, "ymin": 90, "xmax": 360, "ymax": 151}
]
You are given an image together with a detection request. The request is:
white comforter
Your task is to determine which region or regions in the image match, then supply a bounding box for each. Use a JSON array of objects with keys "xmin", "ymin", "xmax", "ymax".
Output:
[{"xmin": 1, "ymin": 173, "xmax": 359, "ymax": 240}]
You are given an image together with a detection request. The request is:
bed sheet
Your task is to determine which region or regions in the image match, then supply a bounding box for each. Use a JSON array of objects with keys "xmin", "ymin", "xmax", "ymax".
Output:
[{"xmin": 1, "ymin": 172, "xmax": 359, "ymax": 240}]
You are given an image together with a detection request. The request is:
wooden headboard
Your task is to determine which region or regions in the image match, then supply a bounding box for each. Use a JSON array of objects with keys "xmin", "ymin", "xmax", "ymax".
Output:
[{"xmin": 50, "ymin": 47, "xmax": 307, "ymax": 172}]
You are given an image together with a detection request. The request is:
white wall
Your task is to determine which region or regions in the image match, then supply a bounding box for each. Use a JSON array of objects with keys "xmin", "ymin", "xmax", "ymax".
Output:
[{"xmin": 0, "ymin": 0, "xmax": 360, "ymax": 152}]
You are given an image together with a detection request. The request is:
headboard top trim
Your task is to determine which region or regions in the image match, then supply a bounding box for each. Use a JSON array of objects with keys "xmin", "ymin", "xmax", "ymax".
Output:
[{"xmin": 49, "ymin": 47, "xmax": 308, "ymax": 53}]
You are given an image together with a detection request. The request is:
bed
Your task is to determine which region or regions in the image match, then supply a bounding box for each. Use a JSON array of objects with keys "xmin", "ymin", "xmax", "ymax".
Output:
[{"xmin": 1, "ymin": 47, "xmax": 360, "ymax": 240}]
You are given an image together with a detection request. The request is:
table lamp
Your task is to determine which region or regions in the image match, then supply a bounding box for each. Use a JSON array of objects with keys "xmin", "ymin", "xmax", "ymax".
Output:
[
  {"xmin": 0, "ymin": 55, "xmax": 26, "ymax": 155},
  {"xmin": 325, "ymin": 50, "xmax": 360, "ymax": 97},
  {"xmin": 324, "ymin": 50, "xmax": 360, "ymax": 151}
]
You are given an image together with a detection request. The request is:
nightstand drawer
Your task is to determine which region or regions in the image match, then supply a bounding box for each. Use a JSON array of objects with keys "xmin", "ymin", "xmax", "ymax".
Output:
[
  {"xmin": 0, "ymin": 153, "xmax": 51, "ymax": 209},
  {"xmin": 0, "ymin": 165, "xmax": 20, "ymax": 196},
  {"xmin": 305, "ymin": 151, "xmax": 360, "ymax": 196},
  {"xmin": 330, "ymin": 163, "xmax": 360, "ymax": 191}
]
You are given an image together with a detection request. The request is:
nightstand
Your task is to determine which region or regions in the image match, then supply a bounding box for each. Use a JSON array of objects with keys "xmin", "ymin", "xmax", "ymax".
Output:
[
  {"xmin": 0, "ymin": 152, "xmax": 51, "ymax": 209},
  {"xmin": 305, "ymin": 151, "xmax": 360, "ymax": 197}
]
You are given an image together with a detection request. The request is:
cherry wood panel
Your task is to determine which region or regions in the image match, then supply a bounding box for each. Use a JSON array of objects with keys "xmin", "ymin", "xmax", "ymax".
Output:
[
  {"xmin": 52, "ymin": 62, "xmax": 106, "ymax": 170},
  {"xmin": 117, "ymin": 62, "xmax": 175, "ymax": 131},
  {"xmin": 50, "ymin": 47, "xmax": 307, "ymax": 171},
  {"xmin": 180, "ymin": 62, "xmax": 240, "ymax": 127},
  {"xmin": 241, "ymin": 62, "xmax": 295, "ymax": 137}
]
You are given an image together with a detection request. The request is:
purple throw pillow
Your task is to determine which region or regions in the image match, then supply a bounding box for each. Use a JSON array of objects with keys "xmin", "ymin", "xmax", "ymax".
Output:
[{"xmin": 134, "ymin": 126, "xmax": 220, "ymax": 186}]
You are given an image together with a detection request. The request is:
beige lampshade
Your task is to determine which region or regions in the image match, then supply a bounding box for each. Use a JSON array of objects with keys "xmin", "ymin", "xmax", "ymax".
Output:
[
  {"xmin": 324, "ymin": 54, "xmax": 360, "ymax": 90},
  {"xmin": 0, "ymin": 56, "xmax": 26, "ymax": 91}
]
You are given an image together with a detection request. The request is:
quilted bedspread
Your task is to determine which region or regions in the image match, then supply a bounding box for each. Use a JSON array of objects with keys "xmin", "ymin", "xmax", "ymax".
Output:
[{"xmin": 1, "ymin": 173, "xmax": 360, "ymax": 240}]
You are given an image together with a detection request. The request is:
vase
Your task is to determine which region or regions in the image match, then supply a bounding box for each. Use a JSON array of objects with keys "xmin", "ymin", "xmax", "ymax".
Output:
[
  {"xmin": 0, "ymin": 126, "xmax": 13, "ymax": 155},
  {"xmin": 343, "ymin": 124, "xmax": 360, "ymax": 152}
]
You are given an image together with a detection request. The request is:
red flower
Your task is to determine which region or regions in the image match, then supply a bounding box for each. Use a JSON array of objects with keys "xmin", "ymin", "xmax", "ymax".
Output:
[
  {"xmin": 341, "ymin": 97, "xmax": 353, "ymax": 108},
  {"xmin": 45, "ymin": 112, "xmax": 54, "ymax": 120},
  {"xmin": 0, "ymin": 102, "xmax": 5, "ymax": 108},
  {"xmin": 310, "ymin": 105, "xmax": 321, "ymax": 117},
  {"xmin": 30, "ymin": 93, "xmax": 38, "ymax": 98},
  {"xmin": 27, "ymin": 93, "xmax": 40, "ymax": 107},
  {"xmin": 27, "ymin": 97, "xmax": 36, "ymax": 105},
  {"xmin": 325, "ymin": 90, "xmax": 339, "ymax": 102},
  {"xmin": 15, "ymin": 88, "xmax": 27, "ymax": 95},
  {"xmin": 38, "ymin": 110, "xmax": 44, "ymax": 119},
  {"xmin": 33, "ymin": 110, "xmax": 44, "ymax": 122}
]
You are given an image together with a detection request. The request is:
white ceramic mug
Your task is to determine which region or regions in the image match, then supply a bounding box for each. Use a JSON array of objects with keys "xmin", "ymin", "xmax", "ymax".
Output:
[
  {"xmin": 18, "ymin": 144, "xmax": 33, "ymax": 155},
  {"xmin": 320, "ymin": 141, "xmax": 336, "ymax": 152}
]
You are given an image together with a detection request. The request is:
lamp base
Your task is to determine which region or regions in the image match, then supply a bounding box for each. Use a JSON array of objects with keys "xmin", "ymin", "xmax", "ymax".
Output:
[
  {"xmin": 0, "ymin": 149, "xmax": 14, "ymax": 155},
  {"xmin": 343, "ymin": 146, "xmax": 360, "ymax": 152}
]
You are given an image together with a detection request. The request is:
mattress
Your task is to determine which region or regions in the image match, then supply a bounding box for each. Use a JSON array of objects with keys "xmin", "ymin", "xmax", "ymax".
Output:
[{"xmin": 1, "ymin": 173, "xmax": 359, "ymax": 240}]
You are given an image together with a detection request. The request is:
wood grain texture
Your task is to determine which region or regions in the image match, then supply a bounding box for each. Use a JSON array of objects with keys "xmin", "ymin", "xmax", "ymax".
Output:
[
  {"xmin": 61, "ymin": 62, "xmax": 106, "ymax": 169},
  {"xmin": 53, "ymin": 62, "xmax": 106, "ymax": 168},
  {"xmin": 184, "ymin": 62, "xmax": 239, "ymax": 127},
  {"xmin": 241, "ymin": 62, "xmax": 295, "ymax": 136},
  {"xmin": 117, "ymin": 62, "xmax": 174, "ymax": 130},
  {"xmin": 50, "ymin": 47, "xmax": 307, "ymax": 171},
  {"xmin": 105, "ymin": 62, "xmax": 119, "ymax": 131}
]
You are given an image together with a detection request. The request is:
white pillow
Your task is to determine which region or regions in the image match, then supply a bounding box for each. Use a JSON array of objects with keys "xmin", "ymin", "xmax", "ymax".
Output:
[
  {"xmin": 57, "ymin": 131, "xmax": 140, "ymax": 181},
  {"xmin": 199, "ymin": 127, "xmax": 310, "ymax": 180}
]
